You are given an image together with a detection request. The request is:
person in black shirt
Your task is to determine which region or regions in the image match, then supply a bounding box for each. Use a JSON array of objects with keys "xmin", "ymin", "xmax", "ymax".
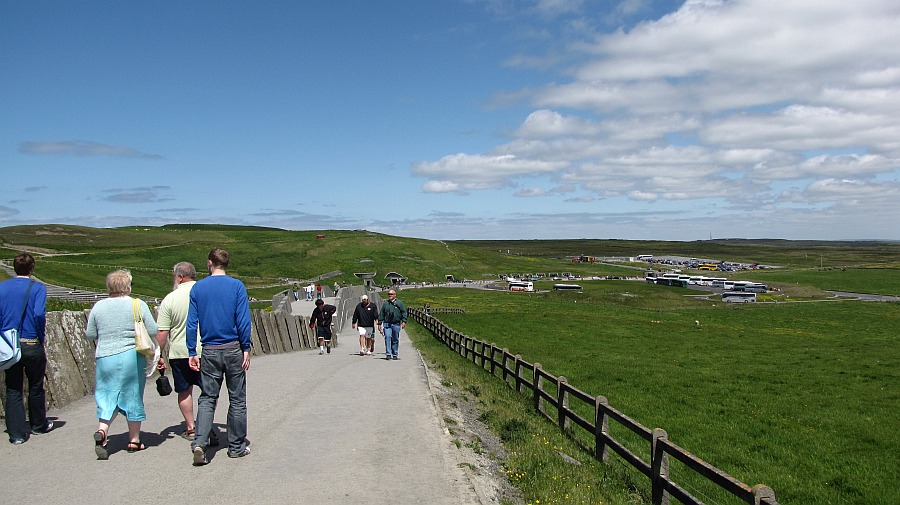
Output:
[
  {"xmin": 309, "ymin": 299, "xmax": 337, "ymax": 355},
  {"xmin": 351, "ymin": 295, "xmax": 379, "ymax": 356}
]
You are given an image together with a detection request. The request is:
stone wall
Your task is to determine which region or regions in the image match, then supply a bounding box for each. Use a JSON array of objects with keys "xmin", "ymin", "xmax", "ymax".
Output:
[{"xmin": 0, "ymin": 309, "xmax": 316, "ymax": 417}]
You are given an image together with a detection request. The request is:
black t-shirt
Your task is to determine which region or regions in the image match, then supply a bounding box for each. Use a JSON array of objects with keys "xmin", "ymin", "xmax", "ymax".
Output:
[{"xmin": 310, "ymin": 304, "xmax": 336, "ymax": 327}]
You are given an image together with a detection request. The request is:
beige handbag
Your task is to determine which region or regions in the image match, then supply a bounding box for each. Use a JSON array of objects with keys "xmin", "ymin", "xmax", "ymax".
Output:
[
  {"xmin": 132, "ymin": 298, "xmax": 157, "ymax": 358},
  {"xmin": 132, "ymin": 298, "xmax": 160, "ymax": 377}
]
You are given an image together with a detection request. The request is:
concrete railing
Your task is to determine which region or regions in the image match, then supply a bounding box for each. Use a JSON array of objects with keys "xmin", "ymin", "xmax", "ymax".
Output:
[{"xmin": 0, "ymin": 309, "xmax": 318, "ymax": 417}]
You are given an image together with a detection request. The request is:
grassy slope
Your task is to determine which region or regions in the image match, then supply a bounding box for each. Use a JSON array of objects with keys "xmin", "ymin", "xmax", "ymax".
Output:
[
  {"xmin": 2, "ymin": 225, "xmax": 641, "ymax": 298},
  {"xmin": 401, "ymin": 284, "xmax": 899, "ymax": 505}
]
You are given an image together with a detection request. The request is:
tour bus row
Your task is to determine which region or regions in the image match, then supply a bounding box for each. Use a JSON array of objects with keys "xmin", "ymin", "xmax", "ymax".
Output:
[
  {"xmin": 645, "ymin": 272, "xmax": 767, "ymax": 292},
  {"xmin": 506, "ymin": 280, "xmax": 584, "ymax": 292}
]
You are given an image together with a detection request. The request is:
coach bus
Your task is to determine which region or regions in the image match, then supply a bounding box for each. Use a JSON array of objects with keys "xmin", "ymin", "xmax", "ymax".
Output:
[
  {"xmin": 722, "ymin": 291, "xmax": 757, "ymax": 303},
  {"xmin": 508, "ymin": 280, "xmax": 534, "ymax": 292},
  {"xmin": 733, "ymin": 281, "xmax": 767, "ymax": 293}
]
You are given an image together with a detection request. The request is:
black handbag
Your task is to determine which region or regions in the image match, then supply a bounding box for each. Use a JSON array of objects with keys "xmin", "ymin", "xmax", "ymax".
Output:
[{"xmin": 156, "ymin": 368, "xmax": 173, "ymax": 396}]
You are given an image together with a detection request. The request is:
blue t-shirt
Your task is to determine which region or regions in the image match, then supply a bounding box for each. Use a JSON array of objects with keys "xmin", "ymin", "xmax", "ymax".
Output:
[
  {"xmin": 0, "ymin": 277, "xmax": 46, "ymax": 344},
  {"xmin": 186, "ymin": 275, "xmax": 252, "ymax": 355}
]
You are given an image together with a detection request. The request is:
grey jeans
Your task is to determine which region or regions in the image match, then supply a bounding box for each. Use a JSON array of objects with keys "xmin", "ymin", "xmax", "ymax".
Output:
[{"xmin": 192, "ymin": 346, "xmax": 248, "ymax": 455}]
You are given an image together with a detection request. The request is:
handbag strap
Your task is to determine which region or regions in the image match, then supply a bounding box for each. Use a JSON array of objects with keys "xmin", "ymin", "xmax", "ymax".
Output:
[
  {"xmin": 131, "ymin": 297, "xmax": 143, "ymax": 324},
  {"xmin": 16, "ymin": 281, "xmax": 35, "ymax": 332}
]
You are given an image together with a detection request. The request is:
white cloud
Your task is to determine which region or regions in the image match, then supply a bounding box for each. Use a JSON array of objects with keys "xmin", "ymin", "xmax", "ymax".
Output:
[
  {"xmin": 702, "ymin": 105, "xmax": 900, "ymax": 154},
  {"xmin": 514, "ymin": 188, "xmax": 550, "ymax": 197},
  {"xmin": 753, "ymin": 154, "xmax": 898, "ymax": 181},
  {"xmin": 102, "ymin": 186, "xmax": 172, "ymax": 204},
  {"xmin": 514, "ymin": 109, "xmax": 601, "ymax": 138},
  {"xmin": 0, "ymin": 205, "xmax": 20, "ymax": 218},
  {"xmin": 19, "ymin": 140, "xmax": 163, "ymax": 159},
  {"xmin": 534, "ymin": 0, "xmax": 585, "ymax": 17},
  {"xmin": 794, "ymin": 178, "xmax": 900, "ymax": 205},
  {"xmin": 413, "ymin": 153, "xmax": 568, "ymax": 192}
]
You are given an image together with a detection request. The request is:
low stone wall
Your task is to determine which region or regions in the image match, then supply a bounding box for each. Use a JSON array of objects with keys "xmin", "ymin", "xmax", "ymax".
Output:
[{"xmin": 0, "ymin": 309, "xmax": 317, "ymax": 417}]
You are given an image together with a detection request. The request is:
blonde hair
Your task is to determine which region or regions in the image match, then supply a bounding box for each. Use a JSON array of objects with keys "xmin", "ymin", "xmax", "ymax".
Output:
[{"xmin": 106, "ymin": 269, "xmax": 133, "ymax": 297}]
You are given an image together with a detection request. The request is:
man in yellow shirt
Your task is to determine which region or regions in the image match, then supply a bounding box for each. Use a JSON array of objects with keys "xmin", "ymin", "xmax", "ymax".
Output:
[{"xmin": 155, "ymin": 262, "xmax": 217, "ymax": 445}]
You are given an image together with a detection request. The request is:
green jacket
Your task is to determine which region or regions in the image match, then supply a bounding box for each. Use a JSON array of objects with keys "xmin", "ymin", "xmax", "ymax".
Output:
[{"xmin": 379, "ymin": 298, "xmax": 407, "ymax": 324}]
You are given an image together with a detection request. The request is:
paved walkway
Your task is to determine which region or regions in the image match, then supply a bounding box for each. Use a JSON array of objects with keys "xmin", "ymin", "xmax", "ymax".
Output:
[{"xmin": 3, "ymin": 299, "xmax": 481, "ymax": 504}]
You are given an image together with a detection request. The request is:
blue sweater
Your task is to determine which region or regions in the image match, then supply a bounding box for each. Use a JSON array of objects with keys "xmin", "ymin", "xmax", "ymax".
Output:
[
  {"xmin": 0, "ymin": 277, "xmax": 46, "ymax": 344},
  {"xmin": 186, "ymin": 275, "xmax": 252, "ymax": 355}
]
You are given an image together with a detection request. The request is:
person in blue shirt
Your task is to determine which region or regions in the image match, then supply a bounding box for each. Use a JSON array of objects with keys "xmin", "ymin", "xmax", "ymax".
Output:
[
  {"xmin": 1, "ymin": 253, "xmax": 52, "ymax": 444},
  {"xmin": 186, "ymin": 248, "xmax": 252, "ymax": 465}
]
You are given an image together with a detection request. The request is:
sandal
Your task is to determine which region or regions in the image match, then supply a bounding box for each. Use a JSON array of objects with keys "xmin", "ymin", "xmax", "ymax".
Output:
[
  {"xmin": 180, "ymin": 428, "xmax": 195, "ymax": 441},
  {"xmin": 94, "ymin": 430, "xmax": 108, "ymax": 460},
  {"xmin": 126, "ymin": 441, "xmax": 146, "ymax": 452}
]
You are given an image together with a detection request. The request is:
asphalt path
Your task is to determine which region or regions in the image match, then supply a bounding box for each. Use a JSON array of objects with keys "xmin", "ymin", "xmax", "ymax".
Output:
[{"xmin": 2, "ymin": 299, "xmax": 481, "ymax": 505}]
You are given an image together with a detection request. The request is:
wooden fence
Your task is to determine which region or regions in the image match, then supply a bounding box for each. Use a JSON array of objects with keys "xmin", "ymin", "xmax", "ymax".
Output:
[{"xmin": 411, "ymin": 306, "xmax": 779, "ymax": 505}]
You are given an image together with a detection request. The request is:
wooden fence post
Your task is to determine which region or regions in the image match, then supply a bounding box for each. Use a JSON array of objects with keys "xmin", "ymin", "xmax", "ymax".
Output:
[
  {"xmin": 594, "ymin": 395, "xmax": 610, "ymax": 463},
  {"xmin": 651, "ymin": 428, "xmax": 670, "ymax": 505},
  {"xmin": 514, "ymin": 354, "xmax": 523, "ymax": 393},
  {"xmin": 557, "ymin": 376, "xmax": 569, "ymax": 432},
  {"xmin": 489, "ymin": 343, "xmax": 497, "ymax": 376},
  {"xmin": 501, "ymin": 349, "xmax": 510, "ymax": 384},
  {"xmin": 752, "ymin": 485, "xmax": 778, "ymax": 505},
  {"xmin": 533, "ymin": 363, "xmax": 543, "ymax": 413}
]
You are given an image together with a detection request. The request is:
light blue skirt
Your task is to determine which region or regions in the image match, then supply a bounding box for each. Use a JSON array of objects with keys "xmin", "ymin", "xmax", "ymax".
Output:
[{"xmin": 95, "ymin": 350, "xmax": 147, "ymax": 421}]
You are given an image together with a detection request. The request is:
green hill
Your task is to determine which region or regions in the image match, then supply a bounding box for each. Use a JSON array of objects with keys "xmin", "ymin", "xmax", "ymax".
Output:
[
  {"xmin": 0, "ymin": 225, "xmax": 632, "ymax": 299},
  {"xmin": 3, "ymin": 224, "xmax": 899, "ymax": 299}
]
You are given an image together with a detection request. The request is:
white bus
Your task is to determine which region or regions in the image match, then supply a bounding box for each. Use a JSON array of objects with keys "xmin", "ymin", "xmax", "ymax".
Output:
[
  {"xmin": 712, "ymin": 277, "xmax": 727, "ymax": 286},
  {"xmin": 553, "ymin": 283, "xmax": 582, "ymax": 291},
  {"xmin": 734, "ymin": 282, "xmax": 767, "ymax": 293},
  {"xmin": 508, "ymin": 280, "xmax": 534, "ymax": 292},
  {"xmin": 722, "ymin": 291, "xmax": 756, "ymax": 303}
]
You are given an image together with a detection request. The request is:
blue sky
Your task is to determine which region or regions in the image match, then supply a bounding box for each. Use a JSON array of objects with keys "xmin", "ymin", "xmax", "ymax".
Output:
[{"xmin": 2, "ymin": 0, "xmax": 899, "ymax": 240}]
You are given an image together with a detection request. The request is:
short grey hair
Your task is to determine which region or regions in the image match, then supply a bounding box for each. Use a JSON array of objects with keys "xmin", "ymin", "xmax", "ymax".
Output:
[{"xmin": 173, "ymin": 261, "xmax": 196, "ymax": 280}]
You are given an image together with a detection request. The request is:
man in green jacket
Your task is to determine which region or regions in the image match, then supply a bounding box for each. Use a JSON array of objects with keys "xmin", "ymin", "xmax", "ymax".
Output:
[{"xmin": 377, "ymin": 290, "xmax": 406, "ymax": 360}]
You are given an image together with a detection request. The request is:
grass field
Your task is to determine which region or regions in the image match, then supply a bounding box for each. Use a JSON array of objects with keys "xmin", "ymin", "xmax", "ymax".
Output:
[
  {"xmin": 739, "ymin": 266, "xmax": 900, "ymax": 296},
  {"xmin": 400, "ymin": 284, "xmax": 899, "ymax": 505},
  {"xmin": 408, "ymin": 321, "xmax": 647, "ymax": 505}
]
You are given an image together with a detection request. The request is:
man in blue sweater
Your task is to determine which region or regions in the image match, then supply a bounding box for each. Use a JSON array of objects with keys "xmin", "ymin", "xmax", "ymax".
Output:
[
  {"xmin": 1, "ymin": 253, "xmax": 52, "ymax": 444},
  {"xmin": 187, "ymin": 248, "xmax": 252, "ymax": 465}
]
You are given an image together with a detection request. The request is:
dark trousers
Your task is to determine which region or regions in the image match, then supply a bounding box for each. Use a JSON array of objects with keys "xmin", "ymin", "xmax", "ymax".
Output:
[
  {"xmin": 4, "ymin": 343, "xmax": 49, "ymax": 442},
  {"xmin": 193, "ymin": 346, "xmax": 248, "ymax": 455}
]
